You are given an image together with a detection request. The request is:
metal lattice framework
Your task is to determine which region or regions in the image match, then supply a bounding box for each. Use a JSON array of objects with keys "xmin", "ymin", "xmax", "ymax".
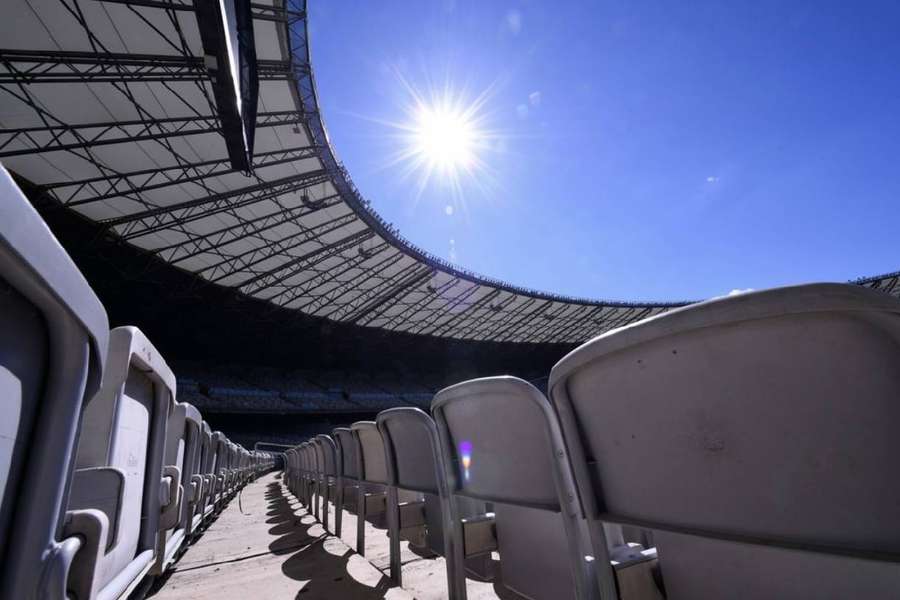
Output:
[{"xmin": 0, "ymin": 0, "xmax": 896, "ymax": 344}]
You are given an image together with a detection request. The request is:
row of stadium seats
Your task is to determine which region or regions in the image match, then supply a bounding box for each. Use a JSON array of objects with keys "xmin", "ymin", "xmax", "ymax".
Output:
[
  {"xmin": 0, "ymin": 168, "xmax": 276, "ymax": 600},
  {"xmin": 283, "ymin": 282, "xmax": 900, "ymax": 599}
]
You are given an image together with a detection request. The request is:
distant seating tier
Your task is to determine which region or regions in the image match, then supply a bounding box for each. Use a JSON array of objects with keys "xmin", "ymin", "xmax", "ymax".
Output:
[
  {"xmin": 175, "ymin": 363, "xmax": 545, "ymax": 414},
  {"xmin": 5, "ymin": 164, "xmax": 899, "ymax": 599}
]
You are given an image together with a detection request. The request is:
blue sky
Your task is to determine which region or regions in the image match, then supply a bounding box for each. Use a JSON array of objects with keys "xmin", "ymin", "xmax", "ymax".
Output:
[{"xmin": 309, "ymin": 1, "xmax": 900, "ymax": 301}]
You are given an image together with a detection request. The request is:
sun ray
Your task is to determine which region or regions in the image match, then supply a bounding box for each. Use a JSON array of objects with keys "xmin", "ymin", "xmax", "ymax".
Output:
[{"xmin": 371, "ymin": 68, "xmax": 506, "ymax": 208}]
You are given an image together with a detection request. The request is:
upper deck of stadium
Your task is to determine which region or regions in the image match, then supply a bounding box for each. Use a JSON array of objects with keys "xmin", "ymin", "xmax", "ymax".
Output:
[{"xmin": 0, "ymin": 0, "xmax": 897, "ymax": 345}]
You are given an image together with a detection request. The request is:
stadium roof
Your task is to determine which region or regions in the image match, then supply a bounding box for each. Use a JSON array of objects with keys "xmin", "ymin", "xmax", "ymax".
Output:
[{"xmin": 1, "ymin": 0, "xmax": 896, "ymax": 344}]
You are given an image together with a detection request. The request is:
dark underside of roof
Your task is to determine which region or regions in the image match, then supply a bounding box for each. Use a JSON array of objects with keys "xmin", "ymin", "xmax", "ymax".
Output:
[
  {"xmin": 30, "ymin": 181, "xmax": 571, "ymax": 378},
  {"xmin": 1, "ymin": 0, "xmax": 896, "ymax": 351}
]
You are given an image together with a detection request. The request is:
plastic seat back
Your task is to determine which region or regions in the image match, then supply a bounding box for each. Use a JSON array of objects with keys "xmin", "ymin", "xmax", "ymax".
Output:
[
  {"xmin": 351, "ymin": 422, "xmax": 387, "ymax": 485},
  {"xmin": 0, "ymin": 167, "xmax": 108, "ymax": 600},
  {"xmin": 549, "ymin": 283, "xmax": 900, "ymax": 599},
  {"xmin": 68, "ymin": 326, "xmax": 177, "ymax": 600},
  {"xmin": 333, "ymin": 428, "xmax": 358, "ymax": 480},
  {"xmin": 432, "ymin": 376, "xmax": 592, "ymax": 600}
]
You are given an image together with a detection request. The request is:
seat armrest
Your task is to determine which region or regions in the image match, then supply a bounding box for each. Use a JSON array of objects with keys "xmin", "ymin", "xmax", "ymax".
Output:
[
  {"xmin": 189, "ymin": 474, "xmax": 204, "ymax": 504},
  {"xmin": 159, "ymin": 465, "xmax": 182, "ymax": 530},
  {"xmin": 63, "ymin": 508, "xmax": 110, "ymax": 600}
]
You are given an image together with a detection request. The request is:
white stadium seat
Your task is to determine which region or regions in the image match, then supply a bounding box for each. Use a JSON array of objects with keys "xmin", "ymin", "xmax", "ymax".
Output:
[
  {"xmin": 549, "ymin": 283, "xmax": 900, "ymax": 599},
  {"xmin": 376, "ymin": 407, "xmax": 457, "ymax": 592},
  {"xmin": 314, "ymin": 435, "xmax": 339, "ymax": 534},
  {"xmin": 332, "ymin": 427, "xmax": 361, "ymax": 531},
  {"xmin": 66, "ymin": 326, "xmax": 177, "ymax": 600},
  {"xmin": 179, "ymin": 405, "xmax": 205, "ymax": 542},
  {"xmin": 0, "ymin": 167, "xmax": 109, "ymax": 600},
  {"xmin": 431, "ymin": 376, "xmax": 647, "ymax": 600},
  {"xmin": 350, "ymin": 421, "xmax": 390, "ymax": 556}
]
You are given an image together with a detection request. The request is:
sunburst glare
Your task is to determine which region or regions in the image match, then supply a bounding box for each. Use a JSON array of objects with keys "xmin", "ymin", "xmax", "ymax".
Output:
[
  {"xmin": 412, "ymin": 102, "xmax": 476, "ymax": 173},
  {"xmin": 370, "ymin": 70, "xmax": 505, "ymax": 210}
]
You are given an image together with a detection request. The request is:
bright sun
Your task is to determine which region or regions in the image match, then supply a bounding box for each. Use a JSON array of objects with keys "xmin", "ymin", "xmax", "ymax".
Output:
[
  {"xmin": 375, "ymin": 73, "xmax": 500, "ymax": 203},
  {"xmin": 412, "ymin": 105, "xmax": 476, "ymax": 173}
]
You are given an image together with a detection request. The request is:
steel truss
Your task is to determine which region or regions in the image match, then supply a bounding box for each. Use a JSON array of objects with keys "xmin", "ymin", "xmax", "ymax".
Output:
[
  {"xmin": 19, "ymin": 0, "xmax": 889, "ymax": 345},
  {"xmin": 44, "ymin": 145, "xmax": 322, "ymax": 206},
  {"xmin": 0, "ymin": 49, "xmax": 299, "ymax": 84},
  {"xmin": 0, "ymin": 111, "xmax": 307, "ymax": 159},
  {"xmin": 104, "ymin": 170, "xmax": 331, "ymax": 239},
  {"xmin": 95, "ymin": 0, "xmax": 306, "ymax": 23}
]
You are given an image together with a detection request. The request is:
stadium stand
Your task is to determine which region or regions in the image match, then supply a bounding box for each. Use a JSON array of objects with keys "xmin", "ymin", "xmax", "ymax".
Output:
[
  {"xmin": 0, "ymin": 167, "xmax": 275, "ymax": 600},
  {"xmin": 171, "ymin": 361, "xmax": 547, "ymax": 417},
  {"xmin": 2, "ymin": 0, "xmax": 899, "ymax": 595},
  {"xmin": 548, "ymin": 283, "xmax": 900, "ymax": 598},
  {"xmin": 0, "ymin": 167, "xmax": 110, "ymax": 600},
  {"xmin": 279, "ymin": 283, "xmax": 900, "ymax": 599}
]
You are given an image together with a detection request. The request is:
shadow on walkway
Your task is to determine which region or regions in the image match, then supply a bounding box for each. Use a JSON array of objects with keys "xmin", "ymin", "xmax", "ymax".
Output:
[{"xmin": 266, "ymin": 481, "xmax": 404, "ymax": 599}]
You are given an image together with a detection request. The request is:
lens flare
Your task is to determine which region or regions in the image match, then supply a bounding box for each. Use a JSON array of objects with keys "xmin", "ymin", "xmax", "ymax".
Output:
[{"xmin": 460, "ymin": 440, "xmax": 473, "ymax": 481}]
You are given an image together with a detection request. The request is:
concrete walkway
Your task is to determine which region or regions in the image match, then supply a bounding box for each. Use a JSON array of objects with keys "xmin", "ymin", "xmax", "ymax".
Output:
[
  {"xmin": 149, "ymin": 472, "xmax": 503, "ymax": 599},
  {"xmin": 149, "ymin": 472, "xmax": 413, "ymax": 599}
]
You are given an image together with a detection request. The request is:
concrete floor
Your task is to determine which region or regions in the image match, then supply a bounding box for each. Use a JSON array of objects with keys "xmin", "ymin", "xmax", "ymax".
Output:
[{"xmin": 148, "ymin": 472, "xmax": 505, "ymax": 599}]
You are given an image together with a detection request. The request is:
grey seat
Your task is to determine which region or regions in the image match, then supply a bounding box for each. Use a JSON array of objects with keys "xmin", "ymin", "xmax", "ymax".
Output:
[
  {"xmin": 314, "ymin": 435, "xmax": 339, "ymax": 534},
  {"xmin": 0, "ymin": 166, "xmax": 109, "ymax": 600},
  {"xmin": 377, "ymin": 407, "xmax": 458, "ymax": 592},
  {"xmin": 332, "ymin": 427, "xmax": 360, "ymax": 524},
  {"xmin": 152, "ymin": 403, "xmax": 187, "ymax": 576},
  {"xmin": 153, "ymin": 402, "xmax": 203, "ymax": 574},
  {"xmin": 66, "ymin": 326, "xmax": 178, "ymax": 600},
  {"xmin": 211, "ymin": 432, "xmax": 228, "ymax": 510},
  {"xmin": 302, "ymin": 442, "xmax": 316, "ymax": 515},
  {"xmin": 198, "ymin": 422, "xmax": 216, "ymax": 522},
  {"xmin": 293, "ymin": 446, "xmax": 303, "ymax": 500},
  {"xmin": 309, "ymin": 438, "xmax": 324, "ymax": 521},
  {"xmin": 432, "ymin": 376, "xmax": 602, "ymax": 600},
  {"xmin": 178, "ymin": 406, "xmax": 205, "ymax": 541},
  {"xmin": 284, "ymin": 448, "xmax": 298, "ymax": 498},
  {"xmin": 296, "ymin": 443, "xmax": 310, "ymax": 508},
  {"xmin": 548, "ymin": 283, "xmax": 900, "ymax": 599},
  {"xmin": 350, "ymin": 421, "xmax": 390, "ymax": 556}
]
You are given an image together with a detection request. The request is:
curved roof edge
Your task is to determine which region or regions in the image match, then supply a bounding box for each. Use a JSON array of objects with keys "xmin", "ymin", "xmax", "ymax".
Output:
[
  {"xmin": 0, "ymin": 0, "xmax": 894, "ymax": 346},
  {"xmin": 285, "ymin": 1, "xmax": 691, "ymax": 310}
]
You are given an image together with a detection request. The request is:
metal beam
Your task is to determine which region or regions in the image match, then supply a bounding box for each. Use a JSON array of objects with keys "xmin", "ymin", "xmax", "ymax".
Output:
[
  {"xmin": 277, "ymin": 243, "xmax": 394, "ymax": 308},
  {"xmin": 278, "ymin": 243, "xmax": 396, "ymax": 310},
  {"xmin": 375, "ymin": 274, "xmax": 465, "ymax": 331},
  {"xmin": 44, "ymin": 145, "xmax": 321, "ymax": 207},
  {"xmin": 0, "ymin": 49, "xmax": 205, "ymax": 83},
  {"xmin": 316, "ymin": 261, "xmax": 425, "ymax": 321},
  {"xmin": 418, "ymin": 287, "xmax": 502, "ymax": 337},
  {"xmin": 343, "ymin": 266, "xmax": 435, "ymax": 324},
  {"xmin": 410, "ymin": 282, "xmax": 480, "ymax": 336},
  {"xmin": 94, "ymin": 0, "xmax": 306, "ymax": 23},
  {"xmin": 103, "ymin": 170, "xmax": 330, "ymax": 239},
  {"xmin": 0, "ymin": 111, "xmax": 306, "ymax": 159},
  {"xmin": 160, "ymin": 193, "xmax": 343, "ymax": 263},
  {"xmin": 0, "ymin": 49, "xmax": 295, "ymax": 84},
  {"xmin": 238, "ymin": 226, "xmax": 372, "ymax": 294},
  {"xmin": 204, "ymin": 214, "xmax": 365, "ymax": 284}
]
